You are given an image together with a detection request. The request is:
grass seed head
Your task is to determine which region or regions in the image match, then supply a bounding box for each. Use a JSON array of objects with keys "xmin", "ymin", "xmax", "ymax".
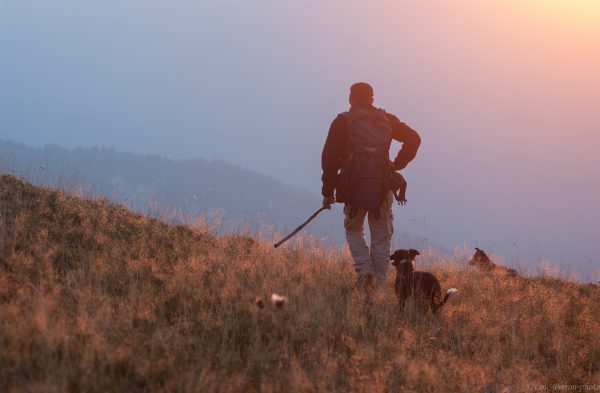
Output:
[{"xmin": 255, "ymin": 296, "xmax": 265, "ymax": 309}]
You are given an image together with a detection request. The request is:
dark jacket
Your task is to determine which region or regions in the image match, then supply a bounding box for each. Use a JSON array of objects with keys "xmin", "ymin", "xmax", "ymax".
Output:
[{"xmin": 321, "ymin": 105, "xmax": 421, "ymax": 197}]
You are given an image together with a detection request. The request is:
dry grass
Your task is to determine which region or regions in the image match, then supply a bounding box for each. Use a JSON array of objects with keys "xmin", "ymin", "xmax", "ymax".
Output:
[{"xmin": 0, "ymin": 174, "xmax": 599, "ymax": 392}]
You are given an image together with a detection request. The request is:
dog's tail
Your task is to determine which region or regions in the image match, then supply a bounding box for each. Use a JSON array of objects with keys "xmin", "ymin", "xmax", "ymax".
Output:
[{"xmin": 441, "ymin": 288, "xmax": 458, "ymax": 305}]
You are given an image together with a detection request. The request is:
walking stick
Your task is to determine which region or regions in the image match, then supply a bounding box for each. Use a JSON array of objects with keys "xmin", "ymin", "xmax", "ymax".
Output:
[{"xmin": 273, "ymin": 206, "xmax": 328, "ymax": 248}]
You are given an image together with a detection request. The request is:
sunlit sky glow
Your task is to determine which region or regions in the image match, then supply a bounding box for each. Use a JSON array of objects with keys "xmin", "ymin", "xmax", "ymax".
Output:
[{"xmin": 1, "ymin": 0, "xmax": 599, "ymax": 277}]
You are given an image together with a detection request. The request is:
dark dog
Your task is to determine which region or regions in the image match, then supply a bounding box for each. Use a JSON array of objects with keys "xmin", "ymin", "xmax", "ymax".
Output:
[
  {"xmin": 390, "ymin": 249, "xmax": 457, "ymax": 314},
  {"xmin": 469, "ymin": 247, "xmax": 519, "ymax": 278}
]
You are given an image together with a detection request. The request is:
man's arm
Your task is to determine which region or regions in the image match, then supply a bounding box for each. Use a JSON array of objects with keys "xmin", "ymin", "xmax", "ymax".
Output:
[
  {"xmin": 321, "ymin": 115, "xmax": 347, "ymax": 199},
  {"xmin": 386, "ymin": 113, "xmax": 421, "ymax": 170}
]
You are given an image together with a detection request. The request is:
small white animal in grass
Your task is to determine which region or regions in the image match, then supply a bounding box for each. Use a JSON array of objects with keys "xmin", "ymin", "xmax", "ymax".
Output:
[{"xmin": 270, "ymin": 293, "xmax": 288, "ymax": 308}]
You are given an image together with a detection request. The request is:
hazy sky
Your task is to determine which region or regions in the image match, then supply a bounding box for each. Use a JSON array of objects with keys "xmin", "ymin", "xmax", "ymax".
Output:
[{"xmin": 2, "ymin": 1, "xmax": 599, "ymax": 278}]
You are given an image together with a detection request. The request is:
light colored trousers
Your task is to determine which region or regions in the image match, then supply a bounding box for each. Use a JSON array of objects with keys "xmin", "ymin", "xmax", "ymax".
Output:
[{"xmin": 344, "ymin": 192, "xmax": 394, "ymax": 288}]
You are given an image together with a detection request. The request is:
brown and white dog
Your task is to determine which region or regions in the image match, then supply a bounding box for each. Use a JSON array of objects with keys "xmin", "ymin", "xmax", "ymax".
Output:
[
  {"xmin": 390, "ymin": 249, "xmax": 457, "ymax": 314},
  {"xmin": 469, "ymin": 247, "xmax": 519, "ymax": 278}
]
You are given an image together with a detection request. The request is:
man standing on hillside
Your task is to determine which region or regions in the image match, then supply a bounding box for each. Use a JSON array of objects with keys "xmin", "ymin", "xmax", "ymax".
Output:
[{"xmin": 321, "ymin": 82, "xmax": 421, "ymax": 290}]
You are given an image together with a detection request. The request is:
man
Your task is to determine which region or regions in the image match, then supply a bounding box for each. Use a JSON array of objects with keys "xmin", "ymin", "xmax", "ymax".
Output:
[{"xmin": 321, "ymin": 82, "xmax": 421, "ymax": 289}]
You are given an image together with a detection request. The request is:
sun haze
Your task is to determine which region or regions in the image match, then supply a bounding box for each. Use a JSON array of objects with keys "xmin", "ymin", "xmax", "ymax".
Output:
[{"xmin": 1, "ymin": 0, "xmax": 599, "ymax": 277}]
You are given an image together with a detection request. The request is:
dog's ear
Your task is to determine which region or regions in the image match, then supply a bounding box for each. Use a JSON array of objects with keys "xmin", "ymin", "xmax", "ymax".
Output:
[{"xmin": 408, "ymin": 249, "xmax": 420, "ymax": 258}]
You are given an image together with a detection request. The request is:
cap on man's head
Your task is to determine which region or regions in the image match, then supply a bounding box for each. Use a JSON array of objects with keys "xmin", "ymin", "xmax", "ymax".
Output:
[{"xmin": 349, "ymin": 82, "xmax": 374, "ymax": 99}]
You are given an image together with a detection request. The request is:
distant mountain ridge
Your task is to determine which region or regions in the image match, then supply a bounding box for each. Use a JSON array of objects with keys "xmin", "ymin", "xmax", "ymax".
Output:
[
  {"xmin": 0, "ymin": 140, "xmax": 341, "ymax": 241},
  {"xmin": 0, "ymin": 140, "xmax": 441, "ymax": 251}
]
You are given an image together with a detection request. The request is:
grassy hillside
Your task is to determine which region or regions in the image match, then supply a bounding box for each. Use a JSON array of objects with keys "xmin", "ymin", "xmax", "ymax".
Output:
[{"xmin": 0, "ymin": 175, "xmax": 598, "ymax": 392}]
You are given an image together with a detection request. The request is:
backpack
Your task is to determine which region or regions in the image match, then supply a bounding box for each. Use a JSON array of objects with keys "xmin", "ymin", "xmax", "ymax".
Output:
[{"xmin": 335, "ymin": 107, "xmax": 393, "ymax": 211}]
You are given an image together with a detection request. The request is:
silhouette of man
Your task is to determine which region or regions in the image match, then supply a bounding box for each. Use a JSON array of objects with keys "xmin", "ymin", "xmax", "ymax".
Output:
[{"xmin": 321, "ymin": 82, "xmax": 421, "ymax": 289}]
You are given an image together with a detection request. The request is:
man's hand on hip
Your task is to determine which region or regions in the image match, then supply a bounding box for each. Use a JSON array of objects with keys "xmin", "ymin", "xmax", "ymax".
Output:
[{"xmin": 322, "ymin": 196, "xmax": 335, "ymax": 209}]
